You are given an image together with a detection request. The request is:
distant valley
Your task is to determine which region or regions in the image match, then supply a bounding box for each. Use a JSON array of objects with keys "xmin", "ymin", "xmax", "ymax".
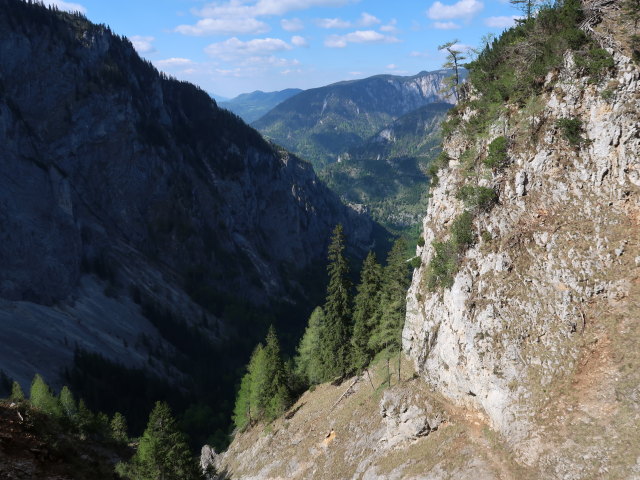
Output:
[{"xmin": 241, "ymin": 71, "xmax": 456, "ymax": 229}]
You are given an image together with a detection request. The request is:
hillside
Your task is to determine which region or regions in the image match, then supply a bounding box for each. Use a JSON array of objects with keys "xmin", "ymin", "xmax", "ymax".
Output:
[
  {"xmin": 220, "ymin": 89, "xmax": 303, "ymax": 124},
  {"xmin": 209, "ymin": 1, "xmax": 640, "ymax": 477},
  {"xmin": 0, "ymin": 0, "xmax": 379, "ymax": 445},
  {"xmin": 324, "ymin": 102, "xmax": 451, "ymax": 228},
  {"xmin": 252, "ymin": 70, "xmax": 455, "ymax": 169}
]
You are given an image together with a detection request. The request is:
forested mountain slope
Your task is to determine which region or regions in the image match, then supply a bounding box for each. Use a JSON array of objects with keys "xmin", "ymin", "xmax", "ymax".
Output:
[
  {"xmin": 252, "ymin": 70, "xmax": 455, "ymax": 169},
  {"xmin": 324, "ymin": 102, "xmax": 452, "ymax": 228}
]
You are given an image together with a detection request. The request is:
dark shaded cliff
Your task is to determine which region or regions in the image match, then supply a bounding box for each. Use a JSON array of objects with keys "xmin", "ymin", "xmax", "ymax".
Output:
[{"xmin": 0, "ymin": 0, "xmax": 380, "ymax": 443}]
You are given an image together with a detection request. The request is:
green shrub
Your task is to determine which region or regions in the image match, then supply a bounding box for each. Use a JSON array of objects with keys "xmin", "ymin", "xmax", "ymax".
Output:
[
  {"xmin": 484, "ymin": 136, "xmax": 509, "ymax": 170},
  {"xmin": 410, "ymin": 256, "xmax": 422, "ymax": 269},
  {"xmin": 425, "ymin": 210, "xmax": 476, "ymax": 290},
  {"xmin": 451, "ymin": 210, "xmax": 475, "ymax": 248},
  {"xmin": 417, "ymin": 236, "xmax": 425, "ymax": 247},
  {"xmin": 557, "ymin": 117, "xmax": 584, "ymax": 146},
  {"xmin": 456, "ymin": 185, "xmax": 498, "ymax": 212},
  {"xmin": 427, "ymin": 151, "xmax": 451, "ymax": 187},
  {"xmin": 575, "ymin": 48, "xmax": 615, "ymax": 83},
  {"xmin": 426, "ymin": 240, "xmax": 459, "ymax": 290}
]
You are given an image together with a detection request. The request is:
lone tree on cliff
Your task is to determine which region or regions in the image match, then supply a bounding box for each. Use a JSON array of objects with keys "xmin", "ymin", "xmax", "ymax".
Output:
[{"xmin": 439, "ymin": 39, "xmax": 467, "ymax": 102}]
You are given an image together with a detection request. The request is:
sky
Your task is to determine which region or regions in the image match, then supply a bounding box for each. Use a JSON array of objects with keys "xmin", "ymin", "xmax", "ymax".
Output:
[{"xmin": 43, "ymin": 0, "xmax": 521, "ymax": 99}]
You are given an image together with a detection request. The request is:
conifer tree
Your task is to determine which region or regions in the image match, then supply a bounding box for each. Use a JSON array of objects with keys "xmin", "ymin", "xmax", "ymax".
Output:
[
  {"xmin": 294, "ymin": 307, "xmax": 325, "ymax": 386},
  {"xmin": 110, "ymin": 412, "xmax": 129, "ymax": 444},
  {"xmin": 510, "ymin": 0, "xmax": 537, "ymax": 20},
  {"xmin": 439, "ymin": 40, "xmax": 467, "ymax": 101},
  {"xmin": 233, "ymin": 326, "xmax": 291, "ymax": 428},
  {"xmin": 10, "ymin": 381, "xmax": 25, "ymax": 402},
  {"xmin": 350, "ymin": 252, "xmax": 383, "ymax": 373},
  {"xmin": 116, "ymin": 401, "xmax": 200, "ymax": 480},
  {"xmin": 30, "ymin": 374, "xmax": 62, "ymax": 417},
  {"xmin": 261, "ymin": 325, "xmax": 289, "ymax": 420},
  {"xmin": 232, "ymin": 372, "xmax": 253, "ymax": 431},
  {"xmin": 319, "ymin": 224, "xmax": 352, "ymax": 380},
  {"xmin": 59, "ymin": 386, "xmax": 77, "ymax": 420},
  {"xmin": 370, "ymin": 239, "xmax": 411, "ymax": 385}
]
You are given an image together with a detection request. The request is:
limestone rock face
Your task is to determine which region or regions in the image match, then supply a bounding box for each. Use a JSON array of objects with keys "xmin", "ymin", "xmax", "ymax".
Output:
[
  {"xmin": 403, "ymin": 45, "xmax": 640, "ymax": 475},
  {"xmin": 0, "ymin": 1, "xmax": 375, "ymax": 387}
]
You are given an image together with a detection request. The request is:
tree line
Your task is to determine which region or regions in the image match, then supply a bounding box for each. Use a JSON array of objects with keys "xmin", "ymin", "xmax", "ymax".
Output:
[
  {"xmin": 233, "ymin": 224, "xmax": 412, "ymax": 431},
  {"xmin": 4, "ymin": 374, "xmax": 202, "ymax": 479}
]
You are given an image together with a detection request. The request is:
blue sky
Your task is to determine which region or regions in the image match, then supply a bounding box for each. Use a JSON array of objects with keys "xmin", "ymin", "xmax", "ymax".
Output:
[{"xmin": 44, "ymin": 0, "xmax": 520, "ymax": 99}]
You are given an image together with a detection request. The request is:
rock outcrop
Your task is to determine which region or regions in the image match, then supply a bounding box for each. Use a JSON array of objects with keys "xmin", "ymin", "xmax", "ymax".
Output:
[
  {"xmin": 0, "ymin": 0, "xmax": 376, "ymax": 389},
  {"xmin": 403, "ymin": 11, "xmax": 640, "ymax": 477}
]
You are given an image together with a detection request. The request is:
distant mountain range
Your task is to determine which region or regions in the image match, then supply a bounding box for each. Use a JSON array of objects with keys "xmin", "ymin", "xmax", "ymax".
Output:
[
  {"xmin": 252, "ymin": 70, "xmax": 455, "ymax": 169},
  {"xmin": 220, "ymin": 88, "xmax": 303, "ymax": 123}
]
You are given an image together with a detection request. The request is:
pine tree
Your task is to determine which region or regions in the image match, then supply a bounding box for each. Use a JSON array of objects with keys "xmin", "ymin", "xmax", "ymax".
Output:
[
  {"xmin": 261, "ymin": 325, "xmax": 289, "ymax": 421},
  {"xmin": 59, "ymin": 386, "xmax": 77, "ymax": 420},
  {"xmin": 76, "ymin": 399, "xmax": 95, "ymax": 435},
  {"xmin": 510, "ymin": 0, "xmax": 537, "ymax": 20},
  {"xmin": 370, "ymin": 239, "xmax": 411, "ymax": 385},
  {"xmin": 10, "ymin": 381, "xmax": 25, "ymax": 402},
  {"xmin": 116, "ymin": 401, "xmax": 200, "ymax": 480},
  {"xmin": 30, "ymin": 374, "xmax": 62, "ymax": 417},
  {"xmin": 350, "ymin": 252, "xmax": 383, "ymax": 373},
  {"xmin": 232, "ymin": 372, "xmax": 253, "ymax": 431},
  {"xmin": 439, "ymin": 40, "xmax": 467, "ymax": 102},
  {"xmin": 110, "ymin": 412, "xmax": 129, "ymax": 444},
  {"xmin": 294, "ymin": 307, "xmax": 325, "ymax": 386},
  {"xmin": 247, "ymin": 343, "xmax": 268, "ymax": 420},
  {"xmin": 319, "ymin": 224, "xmax": 352, "ymax": 380}
]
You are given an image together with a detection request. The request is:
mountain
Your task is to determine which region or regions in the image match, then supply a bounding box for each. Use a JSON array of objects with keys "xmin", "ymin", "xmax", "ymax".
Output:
[
  {"xmin": 252, "ymin": 70, "xmax": 456, "ymax": 169},
  {"xmin": 0, "ymin": 0, "xmax": 380, "ymax": 443},
  {"xmin": 208, "ymin": 1, "xmax": 640, "ymax": 477},
  {"xmin": 324, "ymin": 102, "xmax": 452, "ymax": 228},
  {"xmin": 220, "ymin": 88, "xmax": 303, "ymax": 123}
]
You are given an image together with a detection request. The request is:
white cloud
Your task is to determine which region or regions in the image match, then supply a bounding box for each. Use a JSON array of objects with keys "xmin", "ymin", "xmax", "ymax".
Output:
[
  {"xmin": 427, "ymin": 0, "xmax": 483, "ymax": 20},
  {"xmin": 386, "ymin": 63, "xmax": 397, "ymax": 69},
  {"xmin": 281, "ymin": 18, "xmax": 304, "ymax": 31},
  {"xmin": 325, "ymin": 30, "xmax": 399, "ymax": 48},
  {"xmin": 484, "ymin": 15, "xmax": 520, "ymax": 28},
  {"xmin": 291, "ymin": 35, "xmax": 309, "ymax": 47},
  {"xmin": 205, "ymin": 37, "xmax": 292, "ymax": 60},
  {"xmin": 195, "ymin": 0, "xmax": 355, "ymax": 18},
  {"xmin": 380, "ymin": 19, "xmax": 398, "ymax": 33},
  {"xmin": 359, "ymin": 12, "xmax": 381, "ymax": 27},
  {"xmin": 41, "ymin": 0, "xmax": 86, "ymax": 14},
  {"xmin": 433, "ymin": 21, "xmax": 461, "ymax": 29},
  {"xmin": 175, "ymin": 17, "xmax": 269, "ymax": 36},
  {"xmin": 317, "ymin": 17, "xmax": 352, "ymax": 29},
  {"xmin": 409, "ymin": 50, "xmax": 430, "ymax": 57},
  {"xmin": 130, "ymin": 36, "xmax": 156, "ymax": 54},
  {"xmin": 155, "ymin": 58, "xmax": 194, "ymax": 67}
]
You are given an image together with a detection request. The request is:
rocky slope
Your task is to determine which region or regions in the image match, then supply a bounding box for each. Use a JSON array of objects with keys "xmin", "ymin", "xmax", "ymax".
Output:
[
  {"xmin": 209, "ymin": 2, "xmax": 640, "ymax": 477},
  {"xmin": 0, "ymin": 0, "xmax": 376, "ymax": 418},
  {"xmin": 253, "ymin": 70, "xmax": 455, "ymax": 168},
  {"xmin": 220, "ymin": 89, "xmax": 303, "ymax": 124}
]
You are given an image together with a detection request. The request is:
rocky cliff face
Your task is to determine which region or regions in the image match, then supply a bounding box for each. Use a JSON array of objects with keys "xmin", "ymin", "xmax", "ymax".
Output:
[
  {"xmin": 0, "ymin": 1, "xmax": 375, "ymax": 390},
  {"xmin": 404, "ymin": 18, "xmax": 640, "ymax": 480}
]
